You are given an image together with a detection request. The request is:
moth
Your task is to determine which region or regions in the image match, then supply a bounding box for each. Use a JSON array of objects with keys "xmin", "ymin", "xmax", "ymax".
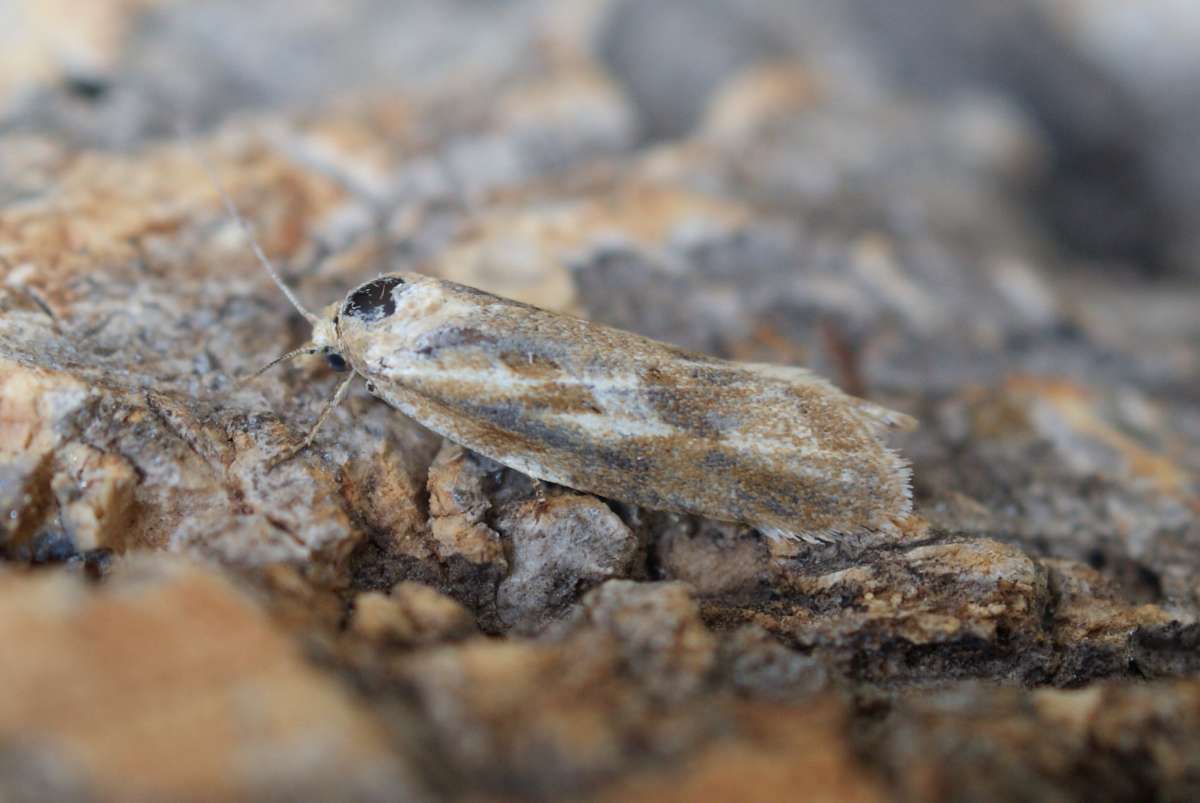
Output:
[{"xmin": 213, "ymin": 171, "xmax": 915, "ymax": 542}]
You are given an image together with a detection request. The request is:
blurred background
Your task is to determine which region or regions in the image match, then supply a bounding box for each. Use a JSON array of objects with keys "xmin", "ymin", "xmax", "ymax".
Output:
[{"xmin": 5, "ymin": 0, "xmax": 1200, "ymax": 277}]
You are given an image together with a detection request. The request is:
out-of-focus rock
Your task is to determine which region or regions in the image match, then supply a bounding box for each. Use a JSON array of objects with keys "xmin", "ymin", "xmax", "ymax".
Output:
[
  {"xmin": 1044, "ymin": 559, "xmax": 1193, "ymax": 684},
  {"xmin": 397, "ymin": 636, "xmax": 705, "ymax": 798},
  {"xmin": 1038, "ymin": 0, "xmax": 1200, "ymax": 275},
  {"xmin": 0, "ymin": 0, "xmax": 159, "ymax": 112},
  {"xmin": 0, "ymin": 556, "xmax": 425, "ymax": 803},
  {"xmin": 923, "ymin": 377, "xmax": 1200, "ymax": 603},
  {"xmin": 255, "ymin": 562, "xmax": 346, "ymax": 644},
  {"xmin": 718, "ymin": 625, "xmax": 830, "ymax": 702},
  {"xmin": 591, "ymin": 699, "xmax": 885, "ymax": 803},
  {"xmin": 653, "ymin": 519, "xmax": 771, "ymax": 600},
  {"xmin": 557, "ymin": 580, "xmax": 717, "ymax": 703},
  {"xmin": 394, "ymin": 581, "xmax": 718, "ymax": 799},
  {"xmin": 875, "ymin": 681, "xmax": 1200, "ymax": 802},
  {"xmin": 350, "ymin": 582, "xmax": 476, "ymax": 647},
  {"xmin": 843, "ymin": 0, "xmax": 1200, "ymax": 277},
  {"xmin": 432, "ymin": 184, "xmax": 749, "ymax": 324}
]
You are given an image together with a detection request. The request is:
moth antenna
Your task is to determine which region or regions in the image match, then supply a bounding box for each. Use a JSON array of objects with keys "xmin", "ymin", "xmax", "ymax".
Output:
[
  {"xmin": 188, "ymin": 139, "xmax": 321, "ymax": 326},
  {"xmin": 237, "ymin": 344, "xmax": 319, "ymax": 387}
]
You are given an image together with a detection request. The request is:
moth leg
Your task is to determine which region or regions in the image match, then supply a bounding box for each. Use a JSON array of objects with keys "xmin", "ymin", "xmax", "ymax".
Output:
[{"xmin": 269, "ymin": 372, "xmax": 355, "ymax": 469}]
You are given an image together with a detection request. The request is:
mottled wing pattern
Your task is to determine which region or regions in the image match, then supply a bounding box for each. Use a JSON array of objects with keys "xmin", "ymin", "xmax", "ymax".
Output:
[{"xmin": 343, "ymin": 277, "xmax": 912, "ymax": 539}]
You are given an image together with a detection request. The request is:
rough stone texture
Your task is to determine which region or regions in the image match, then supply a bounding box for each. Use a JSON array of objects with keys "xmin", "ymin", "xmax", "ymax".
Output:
[
  {"xmin": 496, "ymin": 495, "xmax": 641, "ymax": 634},
  {"xmin": 1, "ymin": 1, "xmax": 1198, "ymax": 801}
]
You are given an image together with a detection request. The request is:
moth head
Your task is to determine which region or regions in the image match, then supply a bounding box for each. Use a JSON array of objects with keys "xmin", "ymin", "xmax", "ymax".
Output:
[{"xmin": 310, "ymin": 300, "xmax": 345, "ymax": 366}]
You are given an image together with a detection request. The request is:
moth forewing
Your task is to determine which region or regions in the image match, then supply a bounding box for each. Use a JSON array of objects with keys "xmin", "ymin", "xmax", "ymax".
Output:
[{"xmin": 331, "ymin": 273, "xmax": 915, "ymax": 541}]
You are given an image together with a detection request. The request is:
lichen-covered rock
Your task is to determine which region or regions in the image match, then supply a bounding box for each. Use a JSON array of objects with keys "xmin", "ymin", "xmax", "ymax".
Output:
[
  {"xmin": 48, "ymin": 442, "xmax": 137, "ymax": 552},
  {"xmin": 496, "ymin": 495, "xmax": 641, "ymax": 634},
  {"xmin": 415, "ymin": 443, "xmax": 510, "ymax": 631},
  {"xmin": 922, "ymin": 377, "xmax": 1200, "ymax": 603},
  {"xmin": 776, "ymin": 539, "xmax": 1053, "ymax": 683}
]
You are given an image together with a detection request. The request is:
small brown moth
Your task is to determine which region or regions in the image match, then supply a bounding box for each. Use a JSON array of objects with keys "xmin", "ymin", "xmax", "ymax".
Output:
[{"xmin": 212, "ymin": 168, "xmax": 915, "ymax": 542}]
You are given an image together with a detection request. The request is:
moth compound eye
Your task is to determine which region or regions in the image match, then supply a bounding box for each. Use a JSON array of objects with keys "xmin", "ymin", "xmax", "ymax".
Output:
[
  {"xmin": 343, "ymin": 276, "xmax": 406, "ymax": 323},
  {"xmin": 325, "ymin": 353, "xmax": 349, "ymax": 372}
]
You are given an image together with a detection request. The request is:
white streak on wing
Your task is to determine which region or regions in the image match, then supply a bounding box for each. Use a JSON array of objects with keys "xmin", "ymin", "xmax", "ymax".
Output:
[
  {"xmin": 545, "ymin": 410, "xmax": 825, "ymax": 461},
  {"xmin": 377, "ymin": 365, "xmax": 848, "ymax": 463},
  {"xmin": 372, "ymin": 365, "xmax": 638, "ymax": 396},
  {"xmin": 378, "ymin": 365, "xmax": 677, "ymax": 437},
  {"xmin": 379, "ymin": 363, "xmax": 540, "ymax": 398},
  {"xmin": 736, "ymin": 362, "xmax": 830, "ymax": 386},
  {"xmin": 549, "ymin": 410, "xmax": 673, "ymax": 439}
]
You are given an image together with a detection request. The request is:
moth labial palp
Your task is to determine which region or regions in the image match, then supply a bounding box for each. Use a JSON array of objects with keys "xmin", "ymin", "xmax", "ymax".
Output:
[{"xmin": 201, "ymin": 151, "xmax": 917, "ymax": 542}]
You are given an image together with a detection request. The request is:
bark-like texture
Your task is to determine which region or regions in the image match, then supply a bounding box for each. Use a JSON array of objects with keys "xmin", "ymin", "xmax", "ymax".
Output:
[{"xmin": 1, "ymin": 1, "xmax": 1198, "ymax": 801}]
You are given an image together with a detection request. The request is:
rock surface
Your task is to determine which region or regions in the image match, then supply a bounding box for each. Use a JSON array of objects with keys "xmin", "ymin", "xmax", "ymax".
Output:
[
  {"xmin": 1, "ymin": 1, "xmax": 1198, "ymax": 801},
  {"xmin": 0, "ymin": 557, "xmax": 424, "ymax": 802}
]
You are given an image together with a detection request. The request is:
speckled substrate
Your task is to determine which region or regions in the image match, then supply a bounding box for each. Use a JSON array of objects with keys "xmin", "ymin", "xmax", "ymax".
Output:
[{"xmin": 1, "ymin": 2, "xmax": 1199, "ymax": 801}]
